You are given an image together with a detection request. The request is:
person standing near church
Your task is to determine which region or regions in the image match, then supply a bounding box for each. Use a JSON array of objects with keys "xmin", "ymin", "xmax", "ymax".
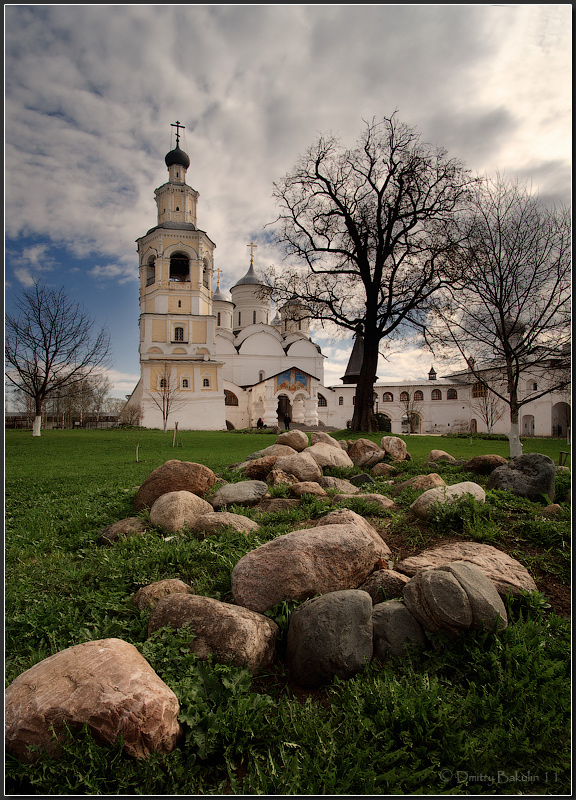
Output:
[{"xmin": 283, "ymin": 413, "xmax": 291, "ymax": 430}]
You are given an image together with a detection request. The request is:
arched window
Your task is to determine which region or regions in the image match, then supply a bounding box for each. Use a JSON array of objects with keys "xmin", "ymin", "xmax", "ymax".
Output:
[
  {"xmin": 258, "ymin": 371, "xmax": 265, "ymax": 382},
  {"xmin": 238, "ymin": 312, "xmax": 241, "ymax": 327},
  {"xmin": 431, "ymin": 389, "xmax": 442, "ymax": 400},
  {"xmin": 182, "ymin": 378, "xmax": 189, "ymax": 389},
  {"xmin": 472, "ymin": 382, "xmax": 487, "ymax": 398},
  {"xmin": 217, "ymin": 312, "xmax": 221, "ymax": 326},
  {"xmin": 253, "ymin": 310, "xmax": 257, "ymax": 324},
  {"xmin": 414, "ymin": 390, "xmax": 424, "ymax": 401},
  {"xmin": 169, "ymin": 251, "xmax": 189, "ymax": 282},
  {"xmin": 203, "ymin": 263, "xmax": 209, "ymax": 288},
  {"xmin": 202, "ymin": 378, "xmax": 211, "ymax": 388},
  {"xmin": 400, "ymin": 391, "xmax": 409, "ymax": 402},
  {"xmin": 339, "ymin": 396, "xmax": 344, "ymax": 406},
  {"xmin": 383, "ymin": 392, "xmax": 393, "ymax": 402},
  {"xmin": 145, "ymin": 257, "xmax": 155, "ymax": 286},
  {"xmin": 159, "ymin": 377, "xmax": 167, "ymax": 389},
  {"xmin": 173, "ymin": 326, "xmax": 184, "ymax": 342},
  {"xmin": 224, "ymin": 390, "xmax": 238, "ymax": 406},
  {"xmin": 447, "ymin": 388, "xmax": 458, "ymax": 400},
  {"xmin": 318, "ymin": 394, "xmax": 327, "ymax": 407}
]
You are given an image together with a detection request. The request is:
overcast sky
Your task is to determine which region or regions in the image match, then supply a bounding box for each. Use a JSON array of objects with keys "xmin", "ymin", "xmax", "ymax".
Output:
[{"xmin": 5, "ymin": 4, "xmax": 571, "ymax": 399}]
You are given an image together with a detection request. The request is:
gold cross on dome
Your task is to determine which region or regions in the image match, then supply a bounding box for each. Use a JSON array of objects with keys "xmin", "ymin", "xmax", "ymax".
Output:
[
  {"xmin": 247, "ymin": 242, "xmax": 257, "ymax": 263},
  {"xmin": 215, "ymin": 266, "xmax": 221, "ymax": 287}
]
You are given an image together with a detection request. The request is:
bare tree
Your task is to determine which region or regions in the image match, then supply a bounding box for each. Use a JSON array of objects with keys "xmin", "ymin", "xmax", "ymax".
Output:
[
  {"xmin": 395, "ymin": 387, "xmax": 423, "ymax": 433},
  {"xmin": 145, "ymin": 365, "xmax": 185, "ymax": 432},
  {"xmin": 5, "ymin": 284, "xmax": 110, "ymax": 436},
  {"xmin": 469, "ymin": 383, "xmax": 506, "ymax": 434},
  {"xmin": 269, "ymin": 114, "xmax": 476, "ymax": 431},
  {"xmin": 429, "ymin": 176, "xmax": 571, "ymax": 456}
]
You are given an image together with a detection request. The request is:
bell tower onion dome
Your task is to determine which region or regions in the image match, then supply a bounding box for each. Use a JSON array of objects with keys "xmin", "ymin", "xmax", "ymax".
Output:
[{"xmin": 165, "ymin": 146, "xmax": 190, "ymax": 170}]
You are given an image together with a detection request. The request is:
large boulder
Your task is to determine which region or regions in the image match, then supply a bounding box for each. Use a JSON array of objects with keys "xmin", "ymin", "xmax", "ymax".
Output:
[
  {"xmin": 372, "ymin": 600, "xmax": 427, "ymax": 659},
  {"xmin": 242, "ymin": 455, "xmax": 279, "ymax": 480},
  {"xmin": 210, "ymin": 480, "xmax": 269, "ymax": 509},
  {"xmin": 403, "ymin": 561, "xmax": 508, "ymax": 636},
  {"xmin": 286, "ymin": 590, "xmax": 373, "ymax": 689},
  {"xmin": 149, "ymin": 490, "xmax": 213, "ymax": 534},
  {"xmin": 133, "ymin": 578, "xmax": 194, "ymax": 610},
  {"xmin": 305, "ymin": 442, "xmax": 354, "ymax": 469},
  {"xmin": 410, "ymin": 481, "xmax": 485, "ymax": 518},
  {"xmin": 134, "ymin": 460, "xmax": 216, "ymax": 512},
  {"xmin": 314, "ymin": 508, "xmax": 391, "ymax": 555},
  {"xmin": 276, "ymin": 430, "xmax": 309, "ymax": 452},
  {"xmin": 486, "ymin": 453, "xmax": 556, "ymax": 503},
  {"xmin": 381, "ymin": 436, "xmax": 409, "ymax": 462},
  {"xmin": 189, "ymin": 511, "xmax": 260, "ymax": 536},
  {"xmin": 396, "ymin": 541, "xmax": 537, "ymax": 597},
  {"xmin": 5, "ymin": 639, "xmax": 182, "ymax": 762},
  {"xmin": 463, "ymin": 454, "xmax": 508, "ymax": 475},
  {"xmin": 147, "ymin": 594, "xmax": 278, "ymax": 674},
  {"xmin": 231, "ymin": 522, "xmax": 390, "ymax": 614},
  {"xmin": 274, "ymin": 451, "xmax": 322, "ymax": 483}
]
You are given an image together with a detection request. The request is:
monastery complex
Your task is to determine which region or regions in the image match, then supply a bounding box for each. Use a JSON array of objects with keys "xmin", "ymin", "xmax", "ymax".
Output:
[{"xmin": 123, "ymin": 130, "xmax": 570, "ymax": 439}]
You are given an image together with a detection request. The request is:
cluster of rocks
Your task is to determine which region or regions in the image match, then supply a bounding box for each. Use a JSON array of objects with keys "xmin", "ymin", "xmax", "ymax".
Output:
[{"xmin": 5, "ymin": 432, "xmax": 560, "ymax": 763}]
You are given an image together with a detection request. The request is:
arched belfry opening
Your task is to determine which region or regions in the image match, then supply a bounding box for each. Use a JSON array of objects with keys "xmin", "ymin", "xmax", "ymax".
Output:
[{"xmin": 170, "ymin": 251, "xmax": 190, "ymax": 282}]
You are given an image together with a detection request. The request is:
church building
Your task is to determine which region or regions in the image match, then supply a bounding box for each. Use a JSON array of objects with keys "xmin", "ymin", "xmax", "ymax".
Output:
[
  {"xmin": 123, "ymin": 126, "xmax": 570, "ymax": 439},
  {"xmin": 124, "ymin": 125, "xmax": 325, "ymax": 431}
]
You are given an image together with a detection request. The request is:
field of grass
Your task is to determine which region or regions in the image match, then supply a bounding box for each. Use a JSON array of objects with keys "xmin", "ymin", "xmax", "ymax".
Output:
[{"xmin": 4, "ymin": 428, "xmax": 571, "ymax": 795}]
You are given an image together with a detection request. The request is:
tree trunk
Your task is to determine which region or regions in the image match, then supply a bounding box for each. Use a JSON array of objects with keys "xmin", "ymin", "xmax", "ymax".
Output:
[
  {"xmin": 32, "ymin": 415, "xmax": 42, "ymax": 437},
  {"xmin": 508, "ymin": 403, "xmax": 523, "ymax": 459},
  {"xmin": 351, "ymin": 335, "xmax": 379, "ymax": 432}
]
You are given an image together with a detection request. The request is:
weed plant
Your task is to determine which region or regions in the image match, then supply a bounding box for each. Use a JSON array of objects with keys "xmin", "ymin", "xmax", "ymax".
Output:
[{"xmin": 4, "ymin": 429, "xmax": 571, "ymax": 795}]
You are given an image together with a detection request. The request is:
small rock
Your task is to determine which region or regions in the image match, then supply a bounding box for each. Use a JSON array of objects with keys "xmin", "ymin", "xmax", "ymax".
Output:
[
  {"xmin": 409, "ymin": 481, "xmax": 485, "ymax": 519},
  {"xmin": 463, "ymin": 455, "xmax": 508, "ymax": 475},
  {"xmin": 210, "ymin": 480, "xmax": 269, "ymax": 509},
  {"xmin": 371, "ymin": 463, "xmax": 395, "ymax": 477},
  {"xmin": 390, "ymin": 473, "xmax": 445, "ymax": 497},
  {"xmin": 99, "ymin": 517, "xmax": 149, "ymax": 544},
  {"xmin": 381, "ymin": 437, "xmax": 409, "ymax": 462},
  {"xmin": 257, "ymin": 498, "xmax": 301, "ymax": 513},
  {"xmin": 290, "ymin": 481, "xmax": 327, "ymax": 498},
  {"xmin": 148, "ymin": 595, "xmax": 278, "ymax": 674},
  {"xmin": 242, "ymin": 456, "xmax": 278, "ymax": 480},
  {"xmin": 349, "ymin": 473, "xmax": 375, "ymax": 487},
  {"xmin": 149, "ymin": 491, "xmax": 214, "ymax": 535},
  {"xmin": 189, "ymin": 511, "xmax": 260, "ymax": 536},
  {"xmin": 266, "ymin": 468, "xmax": 299, "ymax": 486},
  {"xmin": 426, "ymin": 449, "xmax": 457, "ymax": 464},
  {"xmin": 348, "ymin": 439, "xmax": 386, "ymax": 468},
  {"xmin": 358, "ymin": 570, "xmax": 410, "ymax": 603},
  {"xmin": 245, "ymin": 444, "xmax": 298, "ymax": 461},
  {"xmin": 333, "ymin": 492, "xmax": 396, "ymax": 511},
  {"xmin": 133, "ymin": 579, "xmax": 194, "ymax": 610},
  {"xmin": 318, "ymin": 476, "xmax": 361, "ymax": 494},
  {"xmin": 276, "ymin": 430, "xmax": 309, "ymax": 451}
]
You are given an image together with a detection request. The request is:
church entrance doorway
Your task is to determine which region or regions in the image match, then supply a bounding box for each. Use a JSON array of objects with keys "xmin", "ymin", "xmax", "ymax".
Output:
[{"xmin": 277, "ymin": 394, "xmax": 292, "ymax": 426}]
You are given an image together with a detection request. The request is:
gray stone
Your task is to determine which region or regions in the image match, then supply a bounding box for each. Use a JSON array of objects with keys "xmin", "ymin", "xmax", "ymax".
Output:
[
  {"xmin": 318, "ymin": 476, "xmax": 361, "ymax": 494},
  {"xmin": 349, "ymin": 473, "xmax": 375, "ymax": 487},
  {"xmin": 439, "ymin": 561, "xmax": 507, "ymax": 632},
  {"xmin": 149, "ymin": 490, "xmax": 214, "ymax": 534},
  {"xmin": 348, "ymin": 439, "xmax": 386, "ymax": 468},
  {"xmin": 210, "ymin": 480, "xmax": 269, "ymax": 509},
  {"xmin": 372, "ymin": 601, "xmax": 427, "ymax": 658},
  {"xmin": 147, "ymin": 594, "xmax": 278, "ymax": 674},
  {"xmin": 286, "ymin": 590, "xmax": 373, "ymax": 688},
  {"xmin": 231, "ymin": 522, "xmax": 391, "ymax": 613},
  {"xmin": 5, "ymin": 639, "xmax": 182, "ymax": 762},
  {"xmin": 486, "ymin": 453, "xmax": 556, "ymax": 503}
]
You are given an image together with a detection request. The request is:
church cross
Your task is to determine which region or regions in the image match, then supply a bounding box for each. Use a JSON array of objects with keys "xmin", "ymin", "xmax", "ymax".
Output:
[
  {"xmin": 171, "ymin": 120, "xmax": 185, "ymax": 147},
  {"xmin": 215, "ymin": 266, "xmax": 222, "ymax": 287},
  {"xmin": 247, "ymin": 241, "xmax": 257, "ymax": 263}
]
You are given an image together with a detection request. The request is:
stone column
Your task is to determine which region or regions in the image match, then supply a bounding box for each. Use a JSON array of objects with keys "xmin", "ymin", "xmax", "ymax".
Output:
[
  {"xmin": 262, "ymin": 398, "xmax": 278, "ymax": 428},
  {"xmin": 304, "ymin": 396, "xmax": 319, "ymax": 426},
  {"xmin": 292, "ymin": 397, "xmax": 305, "ymax": 424}
]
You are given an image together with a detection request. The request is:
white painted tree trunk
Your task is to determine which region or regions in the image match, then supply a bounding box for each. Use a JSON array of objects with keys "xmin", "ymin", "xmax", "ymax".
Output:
[
  {"xmin": 32, "ymin": 416, "xmax": 42, "ymax": 437},
  {"xmin": 507, "ymin": 423, "xmax": 523, "ymax": 459}
]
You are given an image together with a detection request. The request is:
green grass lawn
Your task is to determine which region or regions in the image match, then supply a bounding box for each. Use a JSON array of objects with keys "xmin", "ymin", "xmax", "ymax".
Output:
[{"xmin": 4, "ymin": 428, "xmax": 571, "ymax": 795}]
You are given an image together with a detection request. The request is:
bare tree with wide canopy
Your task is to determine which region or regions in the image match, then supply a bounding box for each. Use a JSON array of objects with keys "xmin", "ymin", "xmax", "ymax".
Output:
[
  {"xmin": 269, "ymin": 114, "xmax": 477, "ymax": 431},
  {"xmin": 428, "ymin": 176, "xmax": 571, "ymax": 456},
  {"xmin": 5, "ymin": 284, "xmax": 111, "ymax": 436}
]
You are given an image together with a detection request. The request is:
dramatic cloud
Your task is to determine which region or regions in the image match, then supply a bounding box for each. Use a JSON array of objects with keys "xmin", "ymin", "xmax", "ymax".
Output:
[{"xmin": 5, "ymin": 4, "xmax": 571, "ymax": 398}]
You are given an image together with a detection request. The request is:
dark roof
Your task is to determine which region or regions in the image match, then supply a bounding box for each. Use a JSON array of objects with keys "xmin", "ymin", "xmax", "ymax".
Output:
[
  {"xmin": 165, "ymin": 146, "xmax": 190, "ymax": 170},
  {"xmin": 231, "ymin": 263, "xmax": 264, "ymax": 288},
  {"xmin": 145, "ymin": 221, "xmax": 196, "ymax": 235}
]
